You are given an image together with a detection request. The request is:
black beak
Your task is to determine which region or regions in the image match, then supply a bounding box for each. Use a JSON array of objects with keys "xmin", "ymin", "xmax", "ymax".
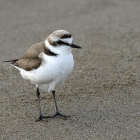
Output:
[{"xmin": 70, "ymin": 43, "xmax": 81, "ymax": 49}]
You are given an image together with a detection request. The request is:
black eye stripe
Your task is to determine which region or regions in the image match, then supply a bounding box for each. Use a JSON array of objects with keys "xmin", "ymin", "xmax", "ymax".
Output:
[
  {"xmin": 57, "ymin": 40, "xmax": 70, "ymax": 46},
  {"xmin": 57, "ymin": 40, "xmax": 63, "ymax": 44}
]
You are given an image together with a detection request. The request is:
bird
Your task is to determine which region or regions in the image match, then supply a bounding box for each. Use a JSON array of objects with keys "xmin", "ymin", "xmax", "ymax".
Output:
[{"xmin": 4, "ymin": 30, "xmax": 81, "ymax": 121}]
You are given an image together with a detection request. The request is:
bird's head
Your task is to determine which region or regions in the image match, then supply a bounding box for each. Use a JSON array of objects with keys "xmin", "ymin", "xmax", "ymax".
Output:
[{"xmin": 45, "ymin": 30, "xmax": 81, "ymax": 55}]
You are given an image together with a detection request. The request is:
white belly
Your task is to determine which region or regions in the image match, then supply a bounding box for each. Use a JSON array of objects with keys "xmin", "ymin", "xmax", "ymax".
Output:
[{"xmin": 19, "ymin": 53, "xmax": 74, "ymax": 92}]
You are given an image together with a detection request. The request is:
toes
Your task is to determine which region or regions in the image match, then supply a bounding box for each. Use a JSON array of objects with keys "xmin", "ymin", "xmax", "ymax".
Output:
[
  {"xmin": 46, "ymin": 113, "xmax": 70, "ymax": 120},
  {"xmin": 35, "ymin": 115, "xmax": 47, "ymax": 122}
]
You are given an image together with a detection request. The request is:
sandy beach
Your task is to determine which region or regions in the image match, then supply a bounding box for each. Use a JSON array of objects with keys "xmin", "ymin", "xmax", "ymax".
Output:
[{"xmin": 0, "ymin": 0, "xmax": 140, "ymax": 139}]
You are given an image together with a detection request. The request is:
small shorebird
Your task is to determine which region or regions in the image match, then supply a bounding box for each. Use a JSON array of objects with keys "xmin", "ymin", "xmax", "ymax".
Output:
[{"xmin": 4, "ymin": 30, "xmax": 81, "ymax": 121}]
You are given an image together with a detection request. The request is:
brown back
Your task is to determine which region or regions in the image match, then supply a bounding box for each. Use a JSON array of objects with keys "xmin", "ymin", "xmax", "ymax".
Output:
[{"xmin": 13, "ymin": 42, "xmax": 52, "ymax": 71}]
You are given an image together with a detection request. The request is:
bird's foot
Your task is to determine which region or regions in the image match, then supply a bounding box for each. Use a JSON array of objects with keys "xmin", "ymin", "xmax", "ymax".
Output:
[
  {"xmin": 47, "ymin": 112, "xmax": 70, "ymax": 120},
  {"xmin": 35, "ymin": 115, "xmax": 47, "ymax": 122}
]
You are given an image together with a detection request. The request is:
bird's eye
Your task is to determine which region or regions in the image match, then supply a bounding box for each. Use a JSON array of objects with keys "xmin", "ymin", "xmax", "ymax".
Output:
[{"xmin": 57, "ymin": 40, "xmax": 62, "ymax": 44}]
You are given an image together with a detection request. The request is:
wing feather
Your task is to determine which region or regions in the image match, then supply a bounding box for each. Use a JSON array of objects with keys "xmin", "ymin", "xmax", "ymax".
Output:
[{"xmin": 13, "ymin": 42, "xmax": 45, "ymax": 71}]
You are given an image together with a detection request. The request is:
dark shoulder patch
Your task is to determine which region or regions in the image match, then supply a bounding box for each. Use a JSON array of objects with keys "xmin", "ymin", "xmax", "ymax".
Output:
[
  {"xmin": 12, "ymin": 41, "xmax": 57, "ymax": 71},
  {"xmin": 43, "ymin": 46, "xmax": 58, "ymax": 56}
]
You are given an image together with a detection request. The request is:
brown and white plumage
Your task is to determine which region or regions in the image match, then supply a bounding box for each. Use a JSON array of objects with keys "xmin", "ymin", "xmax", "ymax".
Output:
[
  {"xmin": 11, "ymin": 42, "xmax": 57, "ymax": 71},
  {"xmin": 4, "ymin": 30, "xmax": 81, "ymax": 121}
]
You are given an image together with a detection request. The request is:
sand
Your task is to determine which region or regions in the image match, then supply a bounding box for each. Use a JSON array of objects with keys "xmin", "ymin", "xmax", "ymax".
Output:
[{"xmin": 0, "ymin": 0, "xmax": 140, "ymax": 139}]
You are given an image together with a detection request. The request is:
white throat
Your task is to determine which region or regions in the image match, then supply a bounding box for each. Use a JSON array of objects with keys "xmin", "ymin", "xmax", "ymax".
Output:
[{"xmin": 45, "ymin": 39, "xmax": 72, "ymax": 55}]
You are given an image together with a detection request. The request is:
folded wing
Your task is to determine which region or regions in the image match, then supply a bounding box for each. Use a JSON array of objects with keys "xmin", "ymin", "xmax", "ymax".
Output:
[{"xmin": 13, "ymin": 42, "xmax": 45, "ymax": 71}]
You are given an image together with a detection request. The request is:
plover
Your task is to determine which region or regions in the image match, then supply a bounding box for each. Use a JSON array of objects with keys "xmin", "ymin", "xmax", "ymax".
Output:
[{"xmin": 4, "ymin": 30, "xmax": 81, "ymax": 121}]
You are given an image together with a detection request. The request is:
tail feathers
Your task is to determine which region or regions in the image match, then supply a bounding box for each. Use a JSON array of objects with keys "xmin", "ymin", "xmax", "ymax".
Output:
[{"xmin": 3, "ymin": 59, "xmax": 19, "ymax": 64}]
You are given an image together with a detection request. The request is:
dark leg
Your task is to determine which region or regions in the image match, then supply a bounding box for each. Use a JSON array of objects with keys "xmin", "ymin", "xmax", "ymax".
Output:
[
  {"xmin": 47, "ymin": 91, "xmax": 70, "ymax": 119},
  {"xmin": 35, "ymin": 88, "xmax": 47, "ymax": 122},
  {"xmin": 52, "ymin": 91, "xmax": 59, "ymax": 113}
]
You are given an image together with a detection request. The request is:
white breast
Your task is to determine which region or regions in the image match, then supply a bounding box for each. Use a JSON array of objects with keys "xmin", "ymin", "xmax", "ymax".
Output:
[{"xmin": 19, "ymin": 53, "xmax": 74, "ymax": 92}]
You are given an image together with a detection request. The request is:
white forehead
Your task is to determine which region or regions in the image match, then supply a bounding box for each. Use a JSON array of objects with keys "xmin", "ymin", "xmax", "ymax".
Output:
[{"xmin": 62, "ymin": 37, "xmax": 73, "ymax": 44}]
